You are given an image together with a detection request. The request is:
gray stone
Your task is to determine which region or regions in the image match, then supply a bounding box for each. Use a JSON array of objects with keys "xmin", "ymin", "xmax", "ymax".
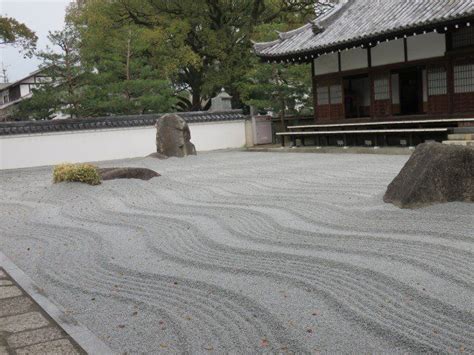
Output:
[
  {"xmin": 98, "ymin": 167, "xmax": 160, "ymax": 181},
  {"xmin": 155, "ymin": 114, "xmax": 196, "ymax": 158},
  {"xmin": 8, "ymin": 327, "xmax": 65, "ymax": 348},
  {"xmin": 0, "ymin": 312, "xmax": 49, "ymax": 333},
  {"xmin": 15, "ymin": 339, "xmax": 80, "ymax": 355},
  {"xmin": 384, "ymin": 142, "xmax": 474, "ymax": 208},
  {"xmin": 0, "ymin": 297, "xmax": 34, "ymax": 317},
  {"xmin": 0, "ymin": 346, "xmax": 8, "ymax": 355},
  {"xmin": 0, "ymin": 270, "xmax": 6, "ymax": 279},
  {"xmin": 210, "ymin": 88, "xmax": 232, "ymax": 111},
  {"xmin": 0, "ymin": 286, "xmax": 22, "ymax": 299},
  {"xmin": 0, "ymin": 281, "xmax": 12, "ymax": 286}
]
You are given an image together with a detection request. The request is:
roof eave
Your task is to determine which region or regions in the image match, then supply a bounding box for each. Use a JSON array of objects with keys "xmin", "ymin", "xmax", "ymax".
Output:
[{"xmin": 256, "ymin": 15, "xmax": 474, "ymax": 64}]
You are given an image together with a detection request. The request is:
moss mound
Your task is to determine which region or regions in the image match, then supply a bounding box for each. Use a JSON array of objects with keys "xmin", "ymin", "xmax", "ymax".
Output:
[{"xmin": 53, "ymin": 163, "xmax": 101, "ymax": 186}]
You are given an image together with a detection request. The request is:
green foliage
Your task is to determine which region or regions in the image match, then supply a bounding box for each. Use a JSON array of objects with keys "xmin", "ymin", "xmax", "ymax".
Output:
[
  {"xmin": 70, "ymin": 0, "xmax": 320, "ymax": 111},
  {"xmin": 32, "ymin": 25, "xmax": 85, "ymax": 119},
  {"xmin": 14, "ymin": 86, "xmax": 61, "ymax": 120},
  {"xmin": 18, "ymin": 0, "xmax": 326, "ymax": 119},
  {"xmin": 238, "ymin": 20, "xmax": 313, "ymax": 115},
  {"xmin": 53, "ymin": 163, "xmax": 101, "ymax": 186},
  {"xmin": 0, "ymin": 16, "xmax": 37, "ymax": 56}
]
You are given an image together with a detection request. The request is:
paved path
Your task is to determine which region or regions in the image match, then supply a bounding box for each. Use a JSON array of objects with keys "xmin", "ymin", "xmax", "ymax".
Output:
[{"xmin": 0, "ymin": 268, "xmax": 84, "ymax": 354}]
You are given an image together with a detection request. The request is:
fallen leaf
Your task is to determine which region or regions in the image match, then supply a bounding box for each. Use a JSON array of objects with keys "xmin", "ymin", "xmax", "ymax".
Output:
[
  {"xmin": 118, "ymin": 325, "xmax": 125, "ymax": 329},
  {"xmin": 260, "ymin": 339, "xmax": 269, "ymax": 347}
]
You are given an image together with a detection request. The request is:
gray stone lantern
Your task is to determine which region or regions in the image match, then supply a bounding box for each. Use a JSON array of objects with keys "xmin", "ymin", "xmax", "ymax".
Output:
[{"xmin": 210, "ymin": 88, "xmax": 232, "ymax": 112}]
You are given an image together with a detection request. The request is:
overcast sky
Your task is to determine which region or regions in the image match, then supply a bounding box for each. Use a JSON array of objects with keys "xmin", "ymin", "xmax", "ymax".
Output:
[{"xmin": 1, "ymin": 0, "xmax": 71, "ymax": 82}]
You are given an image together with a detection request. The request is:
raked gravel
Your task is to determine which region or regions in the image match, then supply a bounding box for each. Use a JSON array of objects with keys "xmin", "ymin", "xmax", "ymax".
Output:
[{"xmin": 0, "ymin": 151, "xmax": 473, "ymax": 354}]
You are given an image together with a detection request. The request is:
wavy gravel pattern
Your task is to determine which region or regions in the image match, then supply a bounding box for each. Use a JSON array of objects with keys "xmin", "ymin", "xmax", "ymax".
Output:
[{"xmin": 0, "ymin": 151, "xmax": 473, "ymax": 353}]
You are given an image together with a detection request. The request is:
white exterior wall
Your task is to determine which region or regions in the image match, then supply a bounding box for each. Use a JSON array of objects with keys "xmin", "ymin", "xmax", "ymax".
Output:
[
  {"xmin": 0, "ymin": 120, "xmax": 246, "ymax": 170},
  {"xmin": 371, "ymin": 39, "xmax": 405, "ymax": 67},
  {"xmin": 407, "ymin": 32, "xmax": 446, "ymax": 61},
  {"xmin": 341, "ymin": 48, "xmax": 368, "ymax": 71},
  {"xmin": 20, "ymin": 84, "xmax": 30, "ymax": 97},
  {"xmin": 314, "ymin": 53, "xmax": 339, "ymax": 75}
]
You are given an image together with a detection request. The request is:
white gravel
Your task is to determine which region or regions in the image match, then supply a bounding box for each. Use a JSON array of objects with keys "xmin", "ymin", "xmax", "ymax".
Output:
[{"xmin": 0, "ymin": 151, "xmax": 473, "ymax": 354}]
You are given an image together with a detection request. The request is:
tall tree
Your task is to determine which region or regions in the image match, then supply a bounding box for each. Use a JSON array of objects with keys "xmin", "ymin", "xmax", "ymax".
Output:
[
  {"xmin": 38, "ymin": 25, "xmax": 84, "ymax": 119},
  {"xmin": 84, "ymin": 0, "xmax": 322, "ymax": 110},
  {"xmin": 0, "ymin": 16, "xmax": 37, "ymax": 56},
  {"xmin": 67, "ymin": 0, "xmax": 183, "ymax": 116},
  {"xmin": 238, "ymin": 21, "xmax": 313, "ymax": 116}
]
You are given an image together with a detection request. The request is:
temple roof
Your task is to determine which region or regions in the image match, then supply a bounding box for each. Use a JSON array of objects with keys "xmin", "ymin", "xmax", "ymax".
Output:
[{"xmin": 254, "ymin": 0, "xmax": 474, "ymax": 61}]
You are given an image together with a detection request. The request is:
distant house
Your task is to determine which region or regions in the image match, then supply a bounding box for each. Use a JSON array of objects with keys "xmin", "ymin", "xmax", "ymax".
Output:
[{"xmin": 0, "ymin": 68, "xmax": 54, "ymax": 121}]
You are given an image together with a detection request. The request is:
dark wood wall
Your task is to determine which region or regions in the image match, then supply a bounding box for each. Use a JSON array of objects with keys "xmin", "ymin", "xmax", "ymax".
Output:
[{"xmin": 312, "ymin": 31, "xmax": 474, "ymax": 122}]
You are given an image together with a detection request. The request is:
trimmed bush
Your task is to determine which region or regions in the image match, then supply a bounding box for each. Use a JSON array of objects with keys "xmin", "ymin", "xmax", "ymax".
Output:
[{"xmin": 53, "ymin": 163, "xmax": 101, "ymax": 186}]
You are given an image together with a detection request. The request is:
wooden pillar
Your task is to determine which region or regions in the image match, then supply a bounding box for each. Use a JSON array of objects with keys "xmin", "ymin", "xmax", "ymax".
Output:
[
  {"xmin": 311, "ymin": 59, "xmax": 317, "ymax": 122},
  {"xmin": 368, "ymin": 46, "xmax": 375, "ymax": 119}
]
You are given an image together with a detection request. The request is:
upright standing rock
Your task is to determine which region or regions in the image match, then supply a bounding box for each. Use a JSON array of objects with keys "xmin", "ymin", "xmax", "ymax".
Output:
[{"xmin": 155, "ymin": 114, "xmax": 197, "ymax": 158}]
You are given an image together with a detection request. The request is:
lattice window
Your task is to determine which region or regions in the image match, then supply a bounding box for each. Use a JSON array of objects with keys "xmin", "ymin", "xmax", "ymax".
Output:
[
  {"xmin": 317, "ymin": 85, "xmax": 329, "ymax": 105},
  {"xmin": 374, "ymin": 77, "xmax": 390, "ymax": 101},
  {"xmin": 427, "ymin": 67, "xmax": 448, "ymax": 96},
  {"xmin": 454, "ymin": 63, "xmax": 474, "ymax": 94},
  {"xmin": 452, "ymin": 27, "xmax": 474, "ymax": 49},
  {"xmin": 330, "ymin": 85, "xmax": 342, "ymax": 104}
]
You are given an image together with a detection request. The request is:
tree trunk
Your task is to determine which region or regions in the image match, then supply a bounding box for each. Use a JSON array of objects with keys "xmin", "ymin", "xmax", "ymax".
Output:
[{"xmin": 191, "ymin": 90, "xmax": 202, "ymax": 111}]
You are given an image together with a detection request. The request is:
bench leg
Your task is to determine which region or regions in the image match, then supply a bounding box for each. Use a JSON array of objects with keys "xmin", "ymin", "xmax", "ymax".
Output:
[{"xmin": 281, "ymin": 135, "xmax": 285, "ymax": 147}]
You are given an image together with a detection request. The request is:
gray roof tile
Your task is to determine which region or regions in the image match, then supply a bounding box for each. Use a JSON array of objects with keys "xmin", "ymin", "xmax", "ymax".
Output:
[
  {"xmin": 0, "ymin": 110, "xmax": 246, "ymax": 136},
  {"xmin": 255, "ymin": 0, "xmax": 474, "ymax": 59}
]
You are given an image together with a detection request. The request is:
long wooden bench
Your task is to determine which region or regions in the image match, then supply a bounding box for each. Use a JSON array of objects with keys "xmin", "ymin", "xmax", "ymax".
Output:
[{"xmin": 277, "ymin": 118, "xmax": 473, "ymax": 147}]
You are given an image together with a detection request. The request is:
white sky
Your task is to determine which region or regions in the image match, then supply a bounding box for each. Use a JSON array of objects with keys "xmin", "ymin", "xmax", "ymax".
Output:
[{"xmin": 0, "ymin": 0, "xmax": 71, "ymax": 82}]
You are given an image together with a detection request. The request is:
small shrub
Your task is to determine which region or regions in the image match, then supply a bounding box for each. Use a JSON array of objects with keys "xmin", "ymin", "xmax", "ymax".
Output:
[{"xmin": 53, "ymin": 163, "xmax": 101, "ymax": 186}]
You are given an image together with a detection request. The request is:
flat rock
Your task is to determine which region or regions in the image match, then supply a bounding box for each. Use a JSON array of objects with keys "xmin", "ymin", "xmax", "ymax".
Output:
[
  {"xmin": 384, "ymin": 142, "xmax": 474, "ymax": 208},
  {"xmin": 98, "ymin": 168, "xmax": 160, "ymax": 181},
  {"xmin": 155, "ymin": 114, "xmax": 196, "ymax": 158}
]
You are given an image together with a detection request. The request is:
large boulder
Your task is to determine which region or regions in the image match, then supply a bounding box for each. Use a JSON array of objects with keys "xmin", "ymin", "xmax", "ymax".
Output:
[
  {"xmin": 155, "ymin": 114, "xmax": 196, "ymax": 158},
  {"xmin": 384, "ymin": 142, "xmax": 474, "ymax": 208},
  {"xmin": 98, "ymin": 168, "xmax": 160, "ymax": 181}
]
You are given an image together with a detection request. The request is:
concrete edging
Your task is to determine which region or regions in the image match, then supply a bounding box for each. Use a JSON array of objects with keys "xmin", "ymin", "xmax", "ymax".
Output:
[{"xmin": 0, "ymin": 251, "xmax": 115, "ymax": 355}]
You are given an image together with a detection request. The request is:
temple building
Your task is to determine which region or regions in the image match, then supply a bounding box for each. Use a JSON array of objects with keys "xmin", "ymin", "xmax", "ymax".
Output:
[{"xmin": 254, "ymin": 0, "xmax": 474, "ymax": 131}]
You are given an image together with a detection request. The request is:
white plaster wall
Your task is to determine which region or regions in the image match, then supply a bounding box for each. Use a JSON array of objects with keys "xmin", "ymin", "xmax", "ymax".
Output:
[
  {"xmin": 341, "ymin": 48, "xmax": 368, "ymax": 71},
  {"xmin": 407, "ymin": 32, "xmax": 445, "ymax": 61},
  {"xmin": 188, "ymin": 120, "xmax": 246, "ymax": 151},
  {"xmin": 371, "ymin": 39, "xmax": 405, "ymax": 67},
  {"xmin": 314, "ymin": 53, "xmax": 339, "ymax": 75},
  {"xmin": 0, "ymin": 120, "xmax": 246, "ymax": 170},
  {"xmin": 20, "ymin": 84, "xmax": 30, "ymax": 97}
]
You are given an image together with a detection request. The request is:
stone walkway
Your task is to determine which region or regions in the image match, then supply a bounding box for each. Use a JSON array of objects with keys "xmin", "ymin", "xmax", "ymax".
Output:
[{"xmin": 0, "ymin": 268, "xmax": 85, "ymax": 354}]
